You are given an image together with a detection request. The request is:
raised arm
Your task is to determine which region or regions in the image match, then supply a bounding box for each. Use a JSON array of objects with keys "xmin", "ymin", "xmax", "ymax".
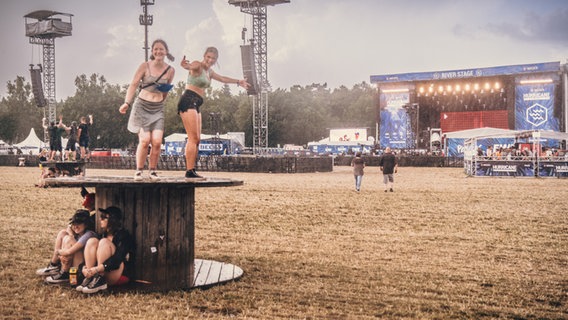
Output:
[
  {"xmin": 119, "ymin": 62, "xmax": 147, "ymax": 114},
  {"xmin": 210, "ymin": 70, "xmax": 250, "ymax": 89}
]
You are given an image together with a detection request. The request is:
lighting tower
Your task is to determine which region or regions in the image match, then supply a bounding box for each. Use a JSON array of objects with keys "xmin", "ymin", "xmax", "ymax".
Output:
[
  {"xmin": 140, "ymin": 0, "xmax": 155, "ymax": 61},
  {"xmin": 229, "ymin": 0, "xmax": 289, "ymax": 154},
  {"xmin": 24, "ymin": 10, "xmax": 73, "ymax": 140}
]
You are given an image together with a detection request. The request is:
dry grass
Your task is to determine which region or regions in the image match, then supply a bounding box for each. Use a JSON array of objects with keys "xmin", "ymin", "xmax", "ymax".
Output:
[{"xmin": 0, "ymin": 166, "xmax": 567, "ymax": 319}]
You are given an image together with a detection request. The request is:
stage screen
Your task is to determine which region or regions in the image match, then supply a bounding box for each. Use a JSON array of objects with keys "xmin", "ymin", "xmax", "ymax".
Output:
[{"xmin": 440, "ymin": 110, "xmax": 508, "ymax": 133}]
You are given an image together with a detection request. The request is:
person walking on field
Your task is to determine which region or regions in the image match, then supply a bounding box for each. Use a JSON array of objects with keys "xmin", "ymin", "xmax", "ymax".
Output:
[
  {"xmin": 351, "ymin": 152, "xmax": 365, "ymax": 192},
  {"xmin": 178, "ymin": 46, "xmax": 249, "ymax": 179},
  {"xmin": 379, "ymin": 147, "xmax": 398, "ymax": 192},
  {"xmin": 119, "ymin": 39, "xmax": 175, "ymax": 181}
]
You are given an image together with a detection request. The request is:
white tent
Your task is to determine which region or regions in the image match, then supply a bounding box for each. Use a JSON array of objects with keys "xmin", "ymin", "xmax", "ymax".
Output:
[{"xmin": 14, "ymin": 128, "xmax": 46, "ymax": 155}]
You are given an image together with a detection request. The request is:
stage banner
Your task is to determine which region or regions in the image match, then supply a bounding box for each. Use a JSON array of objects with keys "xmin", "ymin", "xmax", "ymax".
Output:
[
  {"xmin": 515, "ymin": 83, "xmax": 559, "ymax": 130},
  {"xmin": 379, "ymin": 92, "xmax": 410, "ymax": 149},
  {"xmin": 475, "ymin": 160, "xmax": 535, "ymax": 177},
  {"xmin": 447, "ymin": 137, "xmax": 515, "ymax": 157},
  {"xmin": 538, "ymin": 161, "xmax": 568, "ymax": 178}
]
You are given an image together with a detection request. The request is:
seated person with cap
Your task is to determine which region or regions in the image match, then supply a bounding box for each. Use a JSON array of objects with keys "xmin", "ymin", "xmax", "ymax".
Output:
[
  {"xmin": 78, "ymin": 206, "xmax": 135, "ymax": 294},
  {"xmin": 37, "ymin": 210, "xmax": 98, "ymax": 284}
]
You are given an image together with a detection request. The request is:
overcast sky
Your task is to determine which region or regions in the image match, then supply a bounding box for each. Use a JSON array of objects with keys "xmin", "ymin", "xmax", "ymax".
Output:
[{"xmin": 1, "ymin": 0, "xmax": 567, "ymax": 100}]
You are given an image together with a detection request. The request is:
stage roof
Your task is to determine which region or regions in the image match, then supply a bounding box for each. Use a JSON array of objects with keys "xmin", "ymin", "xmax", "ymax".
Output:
[{"xmin": 370, "ymin": 61, "xmax": 560, "ymax": 84}]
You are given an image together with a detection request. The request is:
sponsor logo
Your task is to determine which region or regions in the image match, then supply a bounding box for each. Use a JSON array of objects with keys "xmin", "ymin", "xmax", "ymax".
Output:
[
  {"xmin": 526, "ymin": 104, "xmax": 547, "ymax": 127},
  {"xmin": 492, "ymin": 164, "xmax": 517, "ymax": 172},
  {"xmin": 556, "ymin": 165, "xmax": 568, "ymax": 173}
]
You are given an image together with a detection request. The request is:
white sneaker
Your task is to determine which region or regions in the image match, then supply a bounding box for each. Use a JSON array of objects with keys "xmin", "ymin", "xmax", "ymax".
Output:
[
  {"xmin": 134, "ymin": 170, "xmax": 143, "ymax": 181},
  {"xmin": 76, "ymin": 276, "xmax": 93, "ymax": 291},
  {"xmin": 36, "ymin": 263, "xmax": 60, "ymax": 276}
]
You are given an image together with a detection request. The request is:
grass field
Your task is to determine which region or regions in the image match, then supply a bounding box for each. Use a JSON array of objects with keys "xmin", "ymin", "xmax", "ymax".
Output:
[{"xmin": 0, "ymin": 166, "xmax": 566, "ymax": 319}]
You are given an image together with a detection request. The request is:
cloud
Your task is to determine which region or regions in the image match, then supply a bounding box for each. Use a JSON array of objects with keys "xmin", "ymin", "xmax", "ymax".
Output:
[
  {"xmin": 484, "ymin": 8, "xmax": 568, "ymax": 45},
  {"xmin": 105, "ymin": 24, "xmax": 140, "ymax": 58}
]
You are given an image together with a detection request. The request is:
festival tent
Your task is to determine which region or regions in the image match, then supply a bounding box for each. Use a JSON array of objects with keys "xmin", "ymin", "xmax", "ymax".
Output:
[
  {"xmin": 13, "ymin": 128, "xmax": 46, "ymax": 155},
  {"xmin": 442, "ymin": 127, "xmax": 519, "ymax": 157}
]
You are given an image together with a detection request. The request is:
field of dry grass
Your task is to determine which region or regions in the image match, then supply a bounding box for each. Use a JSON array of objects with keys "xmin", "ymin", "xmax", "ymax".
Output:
[{"xmin": 0, "ymin": 166, "xmax": 566, "ymax": 319}]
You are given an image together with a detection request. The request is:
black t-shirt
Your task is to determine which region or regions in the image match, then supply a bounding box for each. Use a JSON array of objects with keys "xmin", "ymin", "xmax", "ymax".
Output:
[
  {"xmin": 379, "ymin": 153, "xmax": 397, "ymax": 174},
  {"xmin": 79, "ymin": 123, "xmax": 90, "ymax": 140}
]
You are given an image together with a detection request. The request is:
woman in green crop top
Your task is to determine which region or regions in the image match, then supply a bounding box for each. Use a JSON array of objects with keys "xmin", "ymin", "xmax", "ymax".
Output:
[
  {"xmin": 119, "ymin": 39, "xmax": 175, "ymax": 181},
  {"xmin": 178, "ymin": 47, "xmax": 250, "ymax": 179}
]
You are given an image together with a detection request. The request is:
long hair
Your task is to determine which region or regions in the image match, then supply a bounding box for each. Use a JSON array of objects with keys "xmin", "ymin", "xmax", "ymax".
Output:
[
  {"xmin": 105, "ymin": 213, "xmax": 123, "ymax": 235},
  {"xmin": 149, "ymin": 39, "xmax": 175, "ymax": 62}
]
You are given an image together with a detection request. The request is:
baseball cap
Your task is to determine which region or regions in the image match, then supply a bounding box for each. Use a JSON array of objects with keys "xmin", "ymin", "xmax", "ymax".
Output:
[
  {"xmin": 98, "ymin": 206, "xmax": 123, "ymax": 220},
  {"xmin": 69, "ymin": 209, "xmax": 90, "ymax": 225}
]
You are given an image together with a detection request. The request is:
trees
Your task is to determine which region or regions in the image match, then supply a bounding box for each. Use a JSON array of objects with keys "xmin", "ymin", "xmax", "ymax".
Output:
[
  {"xmin": 1, "ymin": 72, "xmax": 377, "ymax": 149},
  {"xmin": 0, "ymin": 76, "xmax": 43, "ymax": 144},
  {"xmin": 58, "ymin": 74, "xmax": 136, "ymax": 150}
]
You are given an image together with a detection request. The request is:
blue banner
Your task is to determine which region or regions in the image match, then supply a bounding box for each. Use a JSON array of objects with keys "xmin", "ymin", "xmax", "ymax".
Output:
[
  {"xmin": 447, "ymin": 137, "xmax": 515, "ymax": 157},
  {"xmin": 379, "ymin": 92, "xmax": 411, "ymax": 149},
  {"xmin": 371, "ymin": 61, "xmax": 560, "ymax": 83},
  {"xmin": 538, "ymin": 161, "xmax": 568, "ymax": 178},
  {"xmin": 515, "ymin": 83, "xmax": 559, "ymax": 130},
  {"xmin": 475, "ymin": 160, "xmax": 535, "ymax": 177}
]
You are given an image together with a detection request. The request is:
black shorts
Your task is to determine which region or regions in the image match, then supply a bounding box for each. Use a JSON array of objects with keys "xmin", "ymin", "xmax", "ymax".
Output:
[
  {"xmin": 177, "ymin": 90, "xmax": 204, "ymax": 114},
  {"xmin": 65, "ymin": 139, "xmax": 77, "ymax": 151}
]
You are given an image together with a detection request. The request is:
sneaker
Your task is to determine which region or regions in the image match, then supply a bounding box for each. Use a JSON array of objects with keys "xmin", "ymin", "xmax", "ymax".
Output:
[
  {"xmin": 389, "ymin": 188, "xmax": 394, "ymax": 192},
  {"xmin": 134, "ymin": 170, "xmax": 143, "ymax": 181},
  {"xmin": 149, "ymin": 170, "xmax": 160, "ymax": 181},
  {"xmin": 76, "ymin": 276, "xmax": 93, "ymax": 292},
  {"xmin": 45, "ymin": 270, "xmax": 70, "ymax": 284},
  {"xmin": 185, "ymin": 169, "xmax": 203, "ymax": 179},
  {"xmin": 82, "ymin": 274, "xmax": 107, "ymax": 294},
  {"xmin": 36, "ymin": 262, "xmax": 60, "ymax": 276}
]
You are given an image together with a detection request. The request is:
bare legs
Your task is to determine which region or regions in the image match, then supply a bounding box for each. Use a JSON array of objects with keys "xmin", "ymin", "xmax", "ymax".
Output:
[
  {"xmin": 83, "ymin": 237, "xmax": 124, "ymax": 286},
  {"xmin": 180, "ymin": 110, "xmax": 201, "ymax": 171},
  {"xmin": 135, "ymin": 129, "xmax": 164, "ymax": 171}
]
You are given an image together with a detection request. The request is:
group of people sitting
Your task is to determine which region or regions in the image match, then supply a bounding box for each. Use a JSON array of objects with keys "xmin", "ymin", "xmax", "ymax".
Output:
[{"xmin": 35, "ymin": 189, "xmax": 135, "ymax": 294}]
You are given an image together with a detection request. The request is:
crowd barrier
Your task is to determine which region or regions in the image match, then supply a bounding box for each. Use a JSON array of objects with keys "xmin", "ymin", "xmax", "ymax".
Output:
[
  {"xmin": 0, "ymin": 154, "xmax": 333, "ymax": 173},
  {"xmin": 465, "ymin": 156, "xmax": 568, "ymax": 178}
]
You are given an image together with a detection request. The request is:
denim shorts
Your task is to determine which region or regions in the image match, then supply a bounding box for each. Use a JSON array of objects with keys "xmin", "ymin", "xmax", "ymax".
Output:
[{"xmin": 177, "ymin": 90, "xmax": 204, "ymax": 114}]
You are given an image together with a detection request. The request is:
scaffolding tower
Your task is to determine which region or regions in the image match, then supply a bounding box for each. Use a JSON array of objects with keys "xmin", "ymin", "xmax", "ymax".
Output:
[
  {"xmin": 229, "ymin": 0, "xmax": 289, "ymax": 154},
  {"xmin": 24, "ymin": 10, "xmax": 73, "ymax": 140}
]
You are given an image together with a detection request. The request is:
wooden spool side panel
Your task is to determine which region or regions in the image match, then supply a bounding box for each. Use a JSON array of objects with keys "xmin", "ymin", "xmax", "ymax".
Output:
[
  {"xmin": 94, "ymin": 185, "xmax": 195, "ymax": 291},
  {"xmin": 164, "ymin": 187, "xmax": 195, "ymax": 289}
]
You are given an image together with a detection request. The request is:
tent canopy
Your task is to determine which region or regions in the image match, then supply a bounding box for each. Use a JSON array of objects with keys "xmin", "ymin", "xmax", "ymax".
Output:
[
  {"xmin": 13, "ymin": 128, "xmax": 45, "ymax": 154},
  {"xmin": 443, "ymin": 127, "xmax": 518, "ymax": 139}
]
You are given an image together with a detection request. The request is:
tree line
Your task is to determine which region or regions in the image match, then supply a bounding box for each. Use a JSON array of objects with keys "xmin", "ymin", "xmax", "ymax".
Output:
[{"xmin": 0, "ymin": 73, "xmax": 378, "ymax": 150}]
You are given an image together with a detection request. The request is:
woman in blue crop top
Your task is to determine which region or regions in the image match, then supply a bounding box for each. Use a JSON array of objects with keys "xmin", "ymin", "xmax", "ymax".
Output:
[
  {"xmin": 178, "ymin": 47, "xmax": 250, "ymax": 179},
  {"xmin": 119, "ymin": 39, "xmax": 175, "ymax": 181}
]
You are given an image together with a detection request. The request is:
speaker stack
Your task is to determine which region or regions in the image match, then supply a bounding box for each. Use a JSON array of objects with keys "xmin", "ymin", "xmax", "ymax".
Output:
[
  {"xmin": 240, "ymin": 45, "xmax": 259, "ymax": 95},
  {"xmin": 29, "ymin": 64, "xmax": 47, "ymax": 107}
]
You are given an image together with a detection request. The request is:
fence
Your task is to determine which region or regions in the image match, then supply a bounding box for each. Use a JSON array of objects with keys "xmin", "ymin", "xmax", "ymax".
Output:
[{"xmin": 0, "ymin": 154, "xmax": 334, "ymax": 173}]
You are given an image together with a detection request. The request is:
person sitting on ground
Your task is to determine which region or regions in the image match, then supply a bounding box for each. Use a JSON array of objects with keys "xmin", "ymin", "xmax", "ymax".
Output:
[
  {"xmin": 78, "ymin": 206, "xmax": 135, "ymax": 294},
  {"xmin": 36, "ymin": 167, "xmax": 57, "ymax": 188},
  {"xmin": 37, "ymin": 210, "xmax": 98, "ymax": 284}
]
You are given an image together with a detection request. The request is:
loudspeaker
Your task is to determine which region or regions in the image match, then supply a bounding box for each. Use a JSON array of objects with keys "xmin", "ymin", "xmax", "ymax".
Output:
[
  {"xmin": 30, "ymin": 64, "xmax": 47, "ymax": 107},
  {"xmin": 240, "ymin": 45, "xmax": 258, "ymax": 95}
]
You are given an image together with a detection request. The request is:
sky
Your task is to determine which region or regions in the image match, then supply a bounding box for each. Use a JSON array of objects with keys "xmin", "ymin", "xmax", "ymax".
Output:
[{"xmin": 1, "ymin": 0, "xmax": 567, "ymax": 100}]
